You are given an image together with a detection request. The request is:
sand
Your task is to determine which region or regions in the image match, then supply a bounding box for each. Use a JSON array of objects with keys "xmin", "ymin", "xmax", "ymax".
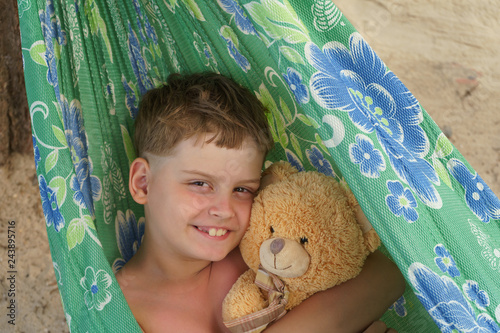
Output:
[
  {"xmin": 1, "ymin": 1, "xmax": 499, "ymax": 332},
  {"xmin": 0, "ymin": 154, "xmax": 69, "ymax": 333}
]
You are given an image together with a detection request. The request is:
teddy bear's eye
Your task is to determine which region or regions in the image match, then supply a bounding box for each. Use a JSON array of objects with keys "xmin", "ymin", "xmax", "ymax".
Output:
[
  {"xmin": 300, "ymin": 237, "xmax": 308, "ymax": 244},
  {"xmin": 270, "ymin": 226, "xmax": 275, "ymax": 233}
]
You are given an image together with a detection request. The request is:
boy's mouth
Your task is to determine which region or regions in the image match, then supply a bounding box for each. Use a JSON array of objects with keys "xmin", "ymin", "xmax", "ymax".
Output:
[{"xmin": 195, "ymin": 226, "xmax": 228, "ymax": 237}]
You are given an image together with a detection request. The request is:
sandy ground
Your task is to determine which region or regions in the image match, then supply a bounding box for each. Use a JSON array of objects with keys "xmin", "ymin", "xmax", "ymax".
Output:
[
  {"xmin": 1, "ymin": 1, "xmax": 499, "ymax": 332},
  {"xmin": 0, "ymin": 154, "xmax": 70, "ymax": 333}
]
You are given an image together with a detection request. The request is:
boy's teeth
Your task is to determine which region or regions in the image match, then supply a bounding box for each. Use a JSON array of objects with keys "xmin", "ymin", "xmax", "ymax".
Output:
[
  {"xmin": 216, "ymin": 229, "xmax": 227, "ymax": 236},
  {"xmin": 198, "ymin": 227, "xmax": 227, "ymax": 237}
]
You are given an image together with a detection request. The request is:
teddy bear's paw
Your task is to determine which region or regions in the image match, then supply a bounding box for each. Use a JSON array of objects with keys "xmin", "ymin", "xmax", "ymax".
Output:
[
  {"xmin": 364, "ymin": 229, "xmax": 381, "ymax": 252},
  {"xmin": 222, "ymin": 270, "xmax": 268, "ymax": 322}
]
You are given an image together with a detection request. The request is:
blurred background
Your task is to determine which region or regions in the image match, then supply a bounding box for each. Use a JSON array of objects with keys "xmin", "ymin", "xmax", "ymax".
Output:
[{"xmin": 1, "ymin": 0, "xmax": 498, "ymax": 331}]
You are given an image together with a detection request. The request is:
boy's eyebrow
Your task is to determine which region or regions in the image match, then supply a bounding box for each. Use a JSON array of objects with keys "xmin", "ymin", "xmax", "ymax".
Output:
[{"xmin": 181, "ymin": 170, "xmax": 261, "ymax": 184}]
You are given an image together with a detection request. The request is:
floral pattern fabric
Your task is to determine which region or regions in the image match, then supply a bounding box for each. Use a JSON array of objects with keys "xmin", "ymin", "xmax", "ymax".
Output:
[{"xmin": 19, "ymin": 0, "xmax": 500, "ymax": 332}]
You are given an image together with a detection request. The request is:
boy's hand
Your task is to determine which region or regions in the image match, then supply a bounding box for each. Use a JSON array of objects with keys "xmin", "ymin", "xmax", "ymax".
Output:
[{"xmin": 363, "ymin": 321, "xmax": 397, "ymax": 333}]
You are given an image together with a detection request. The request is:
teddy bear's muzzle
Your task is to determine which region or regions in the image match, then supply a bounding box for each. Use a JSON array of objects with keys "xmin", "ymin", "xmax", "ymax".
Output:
[
  {"xmin": 260, "ymin": 238, "xmax": 311, "ymax": 278},
  {"xmin": 270, "ymin": 238, "xmax": 285, "ymax": 254}
]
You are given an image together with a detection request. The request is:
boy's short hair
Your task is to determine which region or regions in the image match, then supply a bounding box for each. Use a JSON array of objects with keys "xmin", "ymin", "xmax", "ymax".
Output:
[{"xmin": 134, "ymin": 72, "xmax": 274, "ymax": 157}]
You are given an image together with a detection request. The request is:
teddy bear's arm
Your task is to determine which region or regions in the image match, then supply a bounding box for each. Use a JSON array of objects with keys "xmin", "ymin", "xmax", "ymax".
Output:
[
  {"xmin": 222, "ymin": 269, "xmax": 269, "ymax": 322},
  {"xmin": 343, "ymin": 184, "xmax": 381, "ymax": 252}
]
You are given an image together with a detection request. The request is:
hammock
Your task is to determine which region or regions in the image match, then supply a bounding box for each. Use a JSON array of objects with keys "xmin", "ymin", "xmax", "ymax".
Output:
[{"xmin": 19, "ymin": 0, "xmax": 500, "ymax": 331}]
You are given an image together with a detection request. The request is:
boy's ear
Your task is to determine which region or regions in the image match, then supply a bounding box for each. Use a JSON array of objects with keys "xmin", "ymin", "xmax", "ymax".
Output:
[{"xmin": 129, "ymin": 158, "xmax": 150, "ymax": 205}]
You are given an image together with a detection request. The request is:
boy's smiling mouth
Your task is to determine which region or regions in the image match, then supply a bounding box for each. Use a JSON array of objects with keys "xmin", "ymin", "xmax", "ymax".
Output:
[{"xmin": 195, "ymin": 226, "xmax": 229, "ymax": 237}]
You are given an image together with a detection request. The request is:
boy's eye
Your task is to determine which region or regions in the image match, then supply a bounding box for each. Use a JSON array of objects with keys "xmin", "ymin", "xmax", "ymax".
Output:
[
  {"xmin": 233, "ymin": 187, "xmax": 256, "ymax": 199},
  {"xmin": 188, "ymin": 181, "xmax": 212, "ymax": 193}
]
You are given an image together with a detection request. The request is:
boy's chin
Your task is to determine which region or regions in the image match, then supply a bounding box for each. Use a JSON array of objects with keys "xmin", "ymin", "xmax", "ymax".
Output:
[{"xmin": 198, "ymin": 246, "xmax": 235, "ymax": 263}]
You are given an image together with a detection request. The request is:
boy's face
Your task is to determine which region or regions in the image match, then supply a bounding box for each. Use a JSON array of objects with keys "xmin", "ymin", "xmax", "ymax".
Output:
[{"xmin": 143, "ymin": 136, "xmax": 265, "ymax": 263}]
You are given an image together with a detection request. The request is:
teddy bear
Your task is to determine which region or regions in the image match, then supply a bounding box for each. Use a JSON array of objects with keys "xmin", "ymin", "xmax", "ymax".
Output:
[{"xmin": 222, "ymin": 161, "xmax": 380, "ymax": 332}]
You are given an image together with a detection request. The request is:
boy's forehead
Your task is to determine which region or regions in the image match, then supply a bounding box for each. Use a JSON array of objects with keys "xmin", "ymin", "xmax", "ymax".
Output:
[
  {"xmin": 179, "ymin": 135, "xmax": 263, "ymax": 159},
  {"xmin": 148, "ymin": 136, "xmax": 265, "ymax": 172}
]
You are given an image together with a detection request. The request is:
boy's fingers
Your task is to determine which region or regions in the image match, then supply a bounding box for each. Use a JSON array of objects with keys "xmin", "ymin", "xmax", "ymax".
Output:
[
  {"xmin": 363, "ymin": 320, "xmax": 398, "ymax": 333},
  {"xmin": 363, "ymin": 321, "xmax": 385, "ymax": 333}
]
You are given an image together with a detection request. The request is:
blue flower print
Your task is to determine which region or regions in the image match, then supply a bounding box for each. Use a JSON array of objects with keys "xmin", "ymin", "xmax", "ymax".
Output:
[
  {"xmin": 434, "ymin": 244, "xmax": 460, "ymax": 278},
  {"xmin": 217, "ymin": 0, "xmax": 258, "ymax": 36},
  {"xmin": 389, "ymin": 296, "xmax": 407, "ymax": 317},
  {"xmin": 475, "ymin": 314, "xmax": 500, "ymax": 333},
  {"xmin": 61, "ymin": 97, "xmax": 102, "ymax": 217},
  {"xmin": 227, "ymin": 40, "xmax": 250, "ymax": 72},
  {"xmin": 385, "ymin": 181, "xmax": 418, "ymax": 223},
  {"xmin": 39, "ymin": 0, "xmax": 67, "ymax": 48},
  {"xmin": 409, "ymin": 263, "xmax": 500, "ymax": 333},
  {"xmin": 127, "ymin": 22, "xmax": 154, "ymax": 96},
  {"xmin": 220, "ymin": 26, "xmax": 251, "ymax": 72},
  {"xmin": 33, "ymin": 135, "xmax": 41, "ymax": 170},
  {"xmin": 113, "ymin": 210, "xmax": 145, "ymax": 272},
  {"xmin": 144, "ymin": 18, "xmax": 158, "ymax": 45},
  {"xmin": 39, "ymin": 175, "xmax": 65, "ymax": 232},
  {"xmin": 283, "ymin": 68, "xmax": 309, "ymax": 105},
  {"xmin": 80, "ymin": 266, "xmax": 112, "ymax": 311},
  {"xmin": 44, "ymin": 2, "xmax": 67, "ymax": 47},
  {"xmin": 306, "ymin": 33, "xmax": 441, "ymax": 209},
  {"xmin": 463, "ymin": 280, "xmax": 490, "ymax": 311},
  {"xmin": 71, "ymin": 158, "xmax": 102, "ymax": 218},
  {"xmin": 121, "ymin": 76, "xmax": 139, "ymax": 120},
  {"xmin": 285, "ymin": 149, "xmax": 304, "ymax": 172},
  {"xmin": 136, "ymin": 16, "xmax": 147, "ymax": 42},
  {"xmin": 132, "ymin": 0, "xmax": 158, "ymax": 45},
  {"xmin": 62, "ymin": 97, "xmax": 87, "ymax": 162},
  {"xmin": 448, "ymin": 158, "xmax": 500, "ymax": 223},
  {"xmin": 193, "ymin": 32, "xmax": 218, "ymax": 71},
  {"xmin": 306, "ymin": 146, "xmax": 335, "ymax": 177},
  {"xmin": 349, "ymin": 134, "xmax": 386, "ymax": 178},
  {"xmin": 39, "ymin": 0, "xmax": 67, "ymax": 102}
]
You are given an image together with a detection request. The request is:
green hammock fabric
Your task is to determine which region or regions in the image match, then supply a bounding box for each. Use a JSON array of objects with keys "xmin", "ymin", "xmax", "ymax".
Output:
[{"xmin": 19, "ymin": 0, "xmax": 500, "ymax": 332}]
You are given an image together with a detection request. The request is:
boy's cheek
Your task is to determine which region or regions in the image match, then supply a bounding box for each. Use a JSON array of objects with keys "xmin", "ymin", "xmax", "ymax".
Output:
[
  {"xmin": 190, "ymin": 193, "xmax": 211, "ymax": 210},
  {"xmin": 238, "ymin": 201, "xmax": 253, "ymax": 223}
]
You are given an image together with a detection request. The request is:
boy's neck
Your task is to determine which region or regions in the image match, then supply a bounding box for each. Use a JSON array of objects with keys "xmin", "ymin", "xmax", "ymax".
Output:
[{"xmin": 131, "ymin": 235, "xmax": 213, "ymax": 285}]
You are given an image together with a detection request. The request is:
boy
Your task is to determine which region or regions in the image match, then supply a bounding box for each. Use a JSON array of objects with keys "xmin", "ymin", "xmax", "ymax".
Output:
[{"xmin": 116, "ymin": 73, "xmax": 405, "ymax": 332}]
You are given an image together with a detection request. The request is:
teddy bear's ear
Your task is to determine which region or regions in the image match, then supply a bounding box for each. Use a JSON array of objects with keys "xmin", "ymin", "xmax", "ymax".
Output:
[{"xmin": 260, "ymin": 161, "xmax": 299, "ymax": 189}]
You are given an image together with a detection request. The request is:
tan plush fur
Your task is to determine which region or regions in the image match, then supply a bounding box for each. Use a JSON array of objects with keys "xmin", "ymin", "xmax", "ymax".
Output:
[{"xmin": 222, "ymin": 161, "xmax": 380, "ymax": 323}]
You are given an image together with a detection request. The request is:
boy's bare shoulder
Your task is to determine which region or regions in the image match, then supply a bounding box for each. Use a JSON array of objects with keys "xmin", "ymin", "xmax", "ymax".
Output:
[
  {"xmin": 115, "ymin": 264, "xmax": 153, "ymax": 331},
  {"xmin": 115, "ymin": 249, "xmax": 248, "ymax": 333},
  {"xmin": 116, "ymin": 263, "xmax": 209, "ymax": 332}
]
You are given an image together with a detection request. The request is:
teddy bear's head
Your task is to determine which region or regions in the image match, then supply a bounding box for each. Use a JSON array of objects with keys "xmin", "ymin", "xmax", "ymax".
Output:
[{"xmin": 240, "ymin": 162, "xmax": 379, "ymax": 308}]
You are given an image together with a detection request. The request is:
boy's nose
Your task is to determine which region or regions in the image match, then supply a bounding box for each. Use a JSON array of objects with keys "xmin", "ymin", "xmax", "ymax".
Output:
[{"xmin": 208, "ymin": 195, "xmax": 235, "ymax": 219}]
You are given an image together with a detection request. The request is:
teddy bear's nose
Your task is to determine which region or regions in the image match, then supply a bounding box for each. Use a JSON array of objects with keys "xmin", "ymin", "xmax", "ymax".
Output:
[{"xmin": 270, "ymin": 238, "xmax": 285, "ymax": 255}]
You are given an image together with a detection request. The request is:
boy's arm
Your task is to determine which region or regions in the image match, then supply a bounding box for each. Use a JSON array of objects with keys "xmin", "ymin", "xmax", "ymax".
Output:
[{"xmin": 264, "ymin": 251, "xmax": 405, "ymax": 333}]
